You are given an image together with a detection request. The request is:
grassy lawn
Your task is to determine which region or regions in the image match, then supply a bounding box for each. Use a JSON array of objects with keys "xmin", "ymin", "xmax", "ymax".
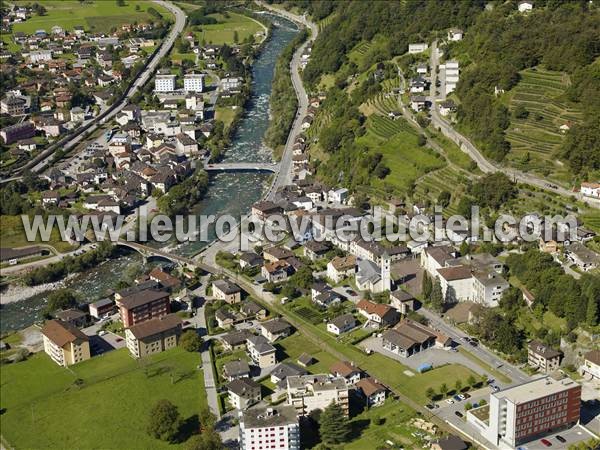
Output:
[
  {"xmin": 0, "ymin": 215, "xmax": 78, "ymax": 254},
  {"xmin": 0, "ymin": 348, "xmax": 206, "ymax": 449},
  {"xmin": 11, "ymin": 1, "xmax": 171, "ymax": 34},
  {"xmin": 276, "ymin": 333, "xmax": 338, "ymax": 375},
  {"xmin": 215, "ymin": 106, "xmax": 240, "ymax": 131},
  {"xmin": 213, "ymin": 348, "xmax": 249, "ymax": 385},
  {"xmin": 345, "ymin": 400, "xmax": 424, "ymax": 450},
  {"xmin": 193, "ymin": 12, "xmax": 265, "ymax": 46}
]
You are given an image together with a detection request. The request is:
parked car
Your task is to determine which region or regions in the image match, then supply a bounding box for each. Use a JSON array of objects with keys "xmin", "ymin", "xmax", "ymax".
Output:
[
  {"xmin": 446, "ymin": 399, "xmax": 454, "ymax": 405},
  {"xmin": 454, "ymin": 411, "xmax": 463, "ymax": 418},
  {"xmin": 458, "ymin": 394, "xmax": 466, "ymax": 401},
  {"xmin": 555, "ymin": 435, "xmax": 566, "ymax": 444},
  {"xmin": 453, "ymin": 395, "xmax": 462, "ymax": 401},
  {"xmin": 540, "ymin": 439, "xmax": 552, "ymax": 447}
]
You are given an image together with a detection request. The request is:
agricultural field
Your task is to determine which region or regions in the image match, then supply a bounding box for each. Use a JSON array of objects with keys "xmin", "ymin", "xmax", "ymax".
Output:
[
  {"xmin": 0, "ymin": 348, "xmax": 206, "ymax": 449},
  {"xmin": 10, "ymin": 1, "xmax": 170, "ymax": 34},
  {"xmin": 0, "ymin": 215, "xmax": 78, "ymax": 254},
  {"xmin": 348, "ymin": 35, "xmax": 389, "ymax": 71},
  {"xmin": 413, "ymin": 166, "xmax": 470, "ymax": 216},
  {"xmin": 504, "ymin": 68, "xmax": 583, "ymax": 185},
  {"xmin": 192, "ymin": 12, "xmax": 265, "ymax": 46},
  {"xmin": 356, "ymin": 113, "xmax": 445, "ymax": 197}
]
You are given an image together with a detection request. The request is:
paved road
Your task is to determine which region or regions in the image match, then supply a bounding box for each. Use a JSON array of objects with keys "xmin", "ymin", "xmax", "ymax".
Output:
[
  {"xmin": 419, "ymin": 307, "xmax": 530, "ymax": 386},
  {"xmin": 428, "ymin": 40, "xmax": 600, "ymax": 209},
  {"xmin": 9, "ymin": 0, "xmax": 187, "ymax": 178}
]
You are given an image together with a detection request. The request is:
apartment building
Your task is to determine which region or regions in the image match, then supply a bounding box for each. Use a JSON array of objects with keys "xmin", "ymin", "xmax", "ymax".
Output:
[
  {"xmin": 0, "ymin": 121, "xmax": 36, "ymax": 144},
  {"xmin": 116, "ymin": 289, "xmax": 170, "ymax": 327},
  {"xmin": 41, "ymin": 319, "xmax": 91, "ymax": 367},
  {"xmin": 212, "ymin": 279, "xmax": 242, "ymax": 304},
  {"xmin": 125, "ymin": 314, "xmax": 182, "ymax": 358},
  {"xmin": 467, "ymin": 376, "xmax": 581, "ymax": 448},
  {"xmin": 154, "ymin": 74, "xmax": 176, "ymax": 92},
  {"xmin": 239, "ymin": 406, "xmax": 300, "ymax": 450},
  {"xmin": 527, "ymin": 340, "xmax": 562, "ymax": 373},
  {"xmin": 247, "ymin": 335, "xmax": 277, "ymax": 368},
  {"xmin": 183, "ymin": 73, "xmax": 204, "ymax": 92},
  {"xmin": 286, "ymin": 374, "xmax": 349, "ymax": 416}
]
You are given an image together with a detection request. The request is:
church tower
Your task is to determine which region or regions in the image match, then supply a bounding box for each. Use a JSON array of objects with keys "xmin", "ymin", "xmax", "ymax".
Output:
[{"xmin": 381, "ymin": 251, "xmax": 391, "ymax": 292}]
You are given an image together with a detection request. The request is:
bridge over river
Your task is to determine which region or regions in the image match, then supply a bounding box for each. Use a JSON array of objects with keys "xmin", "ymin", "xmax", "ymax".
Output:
[{"xmin": 203, "ymin": 161, "xmax": 279, "ymax": 173}]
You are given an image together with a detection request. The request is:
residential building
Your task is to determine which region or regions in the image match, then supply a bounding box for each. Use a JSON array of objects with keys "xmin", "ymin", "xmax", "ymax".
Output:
[
  {"xmin": 303, "ymin": 240, "xmax": 330, "ymax": 260},
  {"xmin": 1, "ymin": 121, "xmax": 36, "ymax": 144},
  {"xmin": 518, "ymin": 0, "xmax": 534, "ymax": 13},
  {"xmin": 329, "ymin": 361, "xmax": 362, "ymax": 385},
  {"xmin": 381, "ymin": 320, "xmax": 437, "ymax": 358},
  {"xmin": 270, "ymin": 362, "xmax": 308, "ymax": 387},
  {"xmin": 239, "ymin": 406, "xmax": 300, "ymax": 450},
  {"xmin": 527, "ymin": 340, "xmax": 562, "ymax": 373},
  {"xmin": 408, "ymin": 43, "xmax": 428, "ymax": 54},
  {"xmin": 390, "ymin": 290, "xmax": 416, "ymax": 314},
  {"xmin": 183, "ymin": 73, "xmax": 204, "ymax": 92},
  {"xmin": 223, "ymin": 359, "xmax": 251, "ymax": 381},
  {"xmin": 356, "ymin": 299, "xmax": 398, "ymax": 328},
  {"xmin": 154, "ymin": 74, "xmax": 176, "ymax": 92},
  {"xmin": 240, "ymin": 301, "xmax": 267, "ymax": 320},
  {"xmin": 327, "ymin": 313, "xmax": 357, "ymax": 335},
  {"xmin": 564, "ymin": 242, "xmax": 600, "ymax": 271},
  {"xmin": 212, "ymin": 279, "xmax": 242, "ymax": 303},
  {"xmin": 41, "ymin": 319, "xmax": 91, "ymax": 367},
  {"xmin": 88, "ymin": 298, "xmax": 116, "ymax": 319},
  {"xmin": 251, "ymin": 201, "xmax": 283, "ymax": 220},
  {"xmin": 239, "ymin": 251, "xmax": 264, "ymax": 269},
  {"xmin": 1, "ymin": 96, "xmax": 27, "ymax": 115},
  {"xmin": 125, "ymin": 314, "xmax": 182, "ymax": 358},
  {"xmin": 286, "ymin": 374, "xmax": 349, "ymax": 416},
  {"xmin": 219, "ymin": 330, "xmax": 251, "ymax": 352},
  {"xmin": 29, "ymin": 49, "xmax": 52, "ymax": 62},
  {"xmin": 261, "ymin": 318, "xmax": 292, "ymax": 342},
  {"xmin": 581, "ymin": 182, "xmax": 600, "ymax": 199},
  {"xmin": 355, "ymin": 258, "xmax": 391, "ymax": 294},
  {"xmin": 437, "ymin": 265, "xmax": 473, "ymax": 303},
  {"xmin": 356, "ymin": 377, "xmax": 387, "ymax": 407},
  {"xmin": 467, "ymin": 376, "xmax": 581, "ymax": 448},
  {"xmin": 472, "ymin": 270, "xmax": 509, "ymax": 307},
  {"xmin": 580, "ymin": 350, "xmax": 600, "ymax": 380},
  {"xmin": 327, "ymin": 255, "xmax": 356, "ymax": 283},
  {"xmin": 221, "ymin": 77, "xmax": 241, "ymax": 91},
  {"xmin": 227, "ymin": 378, "xmax": 261, "ymax": 409},
  {"xmin": 116, "ymin": 289, "xmax": 170, "ymax": 328},
  {"xmin": 55, "ymin": 309, "xmax": 87, "ymax": 328},
  {"xmin": 262, "ymin": 260, "xmax": 292, "ymax": 283},
  {"xmin": 247, "ymin": 335, "xmax": 277, "ymax": 368},
  {"xmin": 447, "ymin": 28, "xmax": 464, "ymax": 41}
]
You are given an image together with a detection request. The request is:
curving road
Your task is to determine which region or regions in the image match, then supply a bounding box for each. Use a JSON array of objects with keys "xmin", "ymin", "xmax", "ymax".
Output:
[
  {"xmin": 428, "ymin": 40, "xmax": 600, "ymax": 209},
  {"xmin": 11, "ymin": 1, "xmax": 187, "ymax": 177}
]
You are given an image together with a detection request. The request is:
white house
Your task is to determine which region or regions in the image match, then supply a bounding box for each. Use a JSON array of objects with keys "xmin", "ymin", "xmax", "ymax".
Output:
[
  {"xmin": 581, "ymin": 182, "xmax": 600, "ymax": 199},
  {"xmin": 408, "ymin": 43, "xmax": 428, "ymax": 54},
  {"xmin": 580, "ymin": 350, "xmax": 600, "ymax": 381},
  {"xmin": 447, "ymin": 28, "xmax": 463, "ymax": 41},
  {"xmin": 327, "ymin": 314, "xmax": 356, "ymax": 335},
  {"xmin": 183, "ymin": 73, "xmax": 204, "ymax": 92},
  {"xmin": 328, "ymin": 188, "xmax": 349, "ymax": 204},
  {"xmin": 518, "ymin": 0, "xmax": 534, "ymax": 13}
]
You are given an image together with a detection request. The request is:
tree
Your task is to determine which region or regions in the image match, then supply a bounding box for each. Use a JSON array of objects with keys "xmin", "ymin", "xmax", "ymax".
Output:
[
  {"xmin": 186, "ymin": 428, "xmax": 222, "ymax": 450},
  {"xmin": 45, "ymin": 289, "xmax": 77, "ymax": 315},
  {"xmin": 417, "ymin": 134, "xmax": 427, "ymax": 146},
  {"xmin": 426, "ymin": 387, "xmax": 435, "ymax": 401},
  {"xmin": 319, "ymin": 402, "xmax": 350, "ymax": 445},
  {"xmin": 180, "ymin": 330, "xmax": 203, "ymax": 352},
  {"xmin": 455, "ymin": 380, "xmax": 462, "ymax": 393},
  {"xmin": 439, "ymin": 383, "xmax": 448, "ymax": 398},
  {"xmin": 290, "ymin": 266, "xmax": 314, "ymax": 290},
  {"xmin": 198, "ymin": 408, "xmax": 217, "ymax": 432},
  {"xmin": 233, "ymin": 30, "xmax": 239, "ymax": 44},
  {"xmin": 116, "ymin": 0, "xmax": 125, "ymax": 6},
  {"xmin": 147, "ymin": 400, "xmax": 181, "ymax": 442},
  {"xmin": 513, "ymin": 104, "xmax": 529, "ymax": 119},
  {"xmin": 430, "ymin": 278, "xmax": 444, "ymax": 312},
  {"xmin": 437, "ymin": 190, "xmax": 451, "ymax": 208},
  {"xmin": 421, "ymin": 272, "xmax": 432, "ymax": 300},
  {"xmin": 586, "ymin": 295, "xmax": 599, "ymax": 326},
  {"xmin": 467, "ymin": 375, "xmax": 477, "ymax": 388}
]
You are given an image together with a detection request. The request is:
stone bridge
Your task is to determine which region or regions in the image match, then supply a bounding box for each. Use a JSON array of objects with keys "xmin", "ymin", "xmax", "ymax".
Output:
[{"xmin": 203, "ymin": 162, "xmax": 279, "ymax": 173}]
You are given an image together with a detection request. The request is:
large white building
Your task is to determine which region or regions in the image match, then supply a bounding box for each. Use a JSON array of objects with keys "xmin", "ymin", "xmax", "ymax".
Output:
[
  {"xmin": 239, "ymin": 406, "xmax": 300, "ymax": 450},
  {"xmin": 581, "ymin": 182, "xmax": 600, "ymax": 198},
  {"xmin": 183, "ymin": 73, "xmax": 205, "ymax": 92},
  {"xmin": 29, "ymin": 49, "xmax": 52, "ymax": 63},
  {"xmin": 286, "ymin": 374, "xmax": 349, "ymax": 416},
  {"xmin": 154, "ymin": 74, "xmax": 176, "ymax": 92},
  {"xmin": 467, "ymin": 377, "xmax": 581, "ymax": 448}
]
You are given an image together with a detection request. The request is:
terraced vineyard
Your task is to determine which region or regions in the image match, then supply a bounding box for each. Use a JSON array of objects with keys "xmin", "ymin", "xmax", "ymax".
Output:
[
  {"xmin": 506, "ymin": 68, "xmax": 583, "ymax": 184},
  {"xmin": 413, "ymin": 166, "xmax": 469, "ymax": 216}
]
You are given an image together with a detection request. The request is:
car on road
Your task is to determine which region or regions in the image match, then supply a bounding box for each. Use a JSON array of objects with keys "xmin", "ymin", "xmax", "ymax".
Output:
[
  {"xmin": 540, "ymin": 438, "xmax": 552, "ymax": 447},
  {"xmin": 446, "ymin": 399, "xmax": 454, "ymax": 405},
  {"xmin": 454, "ymin": 411, "xmax": 463, "ymax": 418},
  {"xmin": 555, "ymin": 435, "xmax": 566, "ymax": 444}
]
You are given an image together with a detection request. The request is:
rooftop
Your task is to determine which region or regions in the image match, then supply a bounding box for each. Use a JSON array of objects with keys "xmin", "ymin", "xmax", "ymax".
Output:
[
  {"xmin": 127, "ymin": 314, "xmax": 182, "ymax": 340},
  {"xmin": 494, "ymin": 376, "xmax": 579, "ymax": 404},
  {"xmin": 41, "ymin": 319, "xmax": 88, "ymax": 347},
  {"xmin": 241, "ymin": 405, "xmax": 298, "ymax": 429}
]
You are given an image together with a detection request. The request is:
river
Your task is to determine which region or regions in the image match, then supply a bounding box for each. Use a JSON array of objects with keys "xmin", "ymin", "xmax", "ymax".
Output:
[{"xmin": 0, "ymin": 14, "xmax": 299, "ymax": 334}]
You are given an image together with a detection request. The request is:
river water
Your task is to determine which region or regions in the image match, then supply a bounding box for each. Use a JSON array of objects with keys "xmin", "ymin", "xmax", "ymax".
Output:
[{"xmin": 0, "ymin": 14, "xmax": 299, "ymax": 333}]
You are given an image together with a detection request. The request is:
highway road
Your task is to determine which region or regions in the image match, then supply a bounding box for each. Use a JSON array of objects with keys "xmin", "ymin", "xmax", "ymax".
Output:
[
  {"xmin": 428, "ymin": 40, "xmax": 600, "ymax": 209},
  {"xmin": 8, "ymin": 0, "xmax": 187, "ymax": 179}
]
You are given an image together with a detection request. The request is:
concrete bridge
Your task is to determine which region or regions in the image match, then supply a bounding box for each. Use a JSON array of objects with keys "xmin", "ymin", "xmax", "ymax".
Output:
[{"xmin": 203, "ymin": 162, "xmax": 279, "ymax": 173}]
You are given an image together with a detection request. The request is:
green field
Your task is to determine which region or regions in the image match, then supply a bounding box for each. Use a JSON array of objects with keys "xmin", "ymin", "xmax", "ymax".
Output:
[
  {"xmin": 0, "ymin": 215, "xmax": 78, "ymax": 254},
  {"xmin": 193, "ymin": 12, "xmax": 265, "ymax": 46},
  {"xmin": 11, "ymin": 1, "xmax": 170, "ymax": 34},
  {"xmin": 505, "ymin": 68, "xmax": 583, "ymax": 184},
  {"xmin": 356, "ymin": 113, "xmax": 445, "ymax": 196},
  {"xmin": 0, "ymin": 348, "xmax": 206, "ymax": 449}
]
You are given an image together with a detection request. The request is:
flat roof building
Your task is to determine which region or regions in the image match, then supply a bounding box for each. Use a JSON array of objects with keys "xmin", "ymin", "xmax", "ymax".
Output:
[{"xmin": 239, "ymin": 406, "xmax": 299, "ymax": 450}]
